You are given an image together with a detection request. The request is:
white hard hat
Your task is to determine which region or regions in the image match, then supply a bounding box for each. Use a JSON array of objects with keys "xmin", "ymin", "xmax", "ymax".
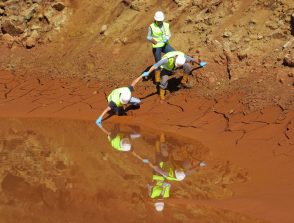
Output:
[
  {"xmin": 120, "ymin": 91, "xmax": 131, "ymax": 104},
  {"xmin": 175, "ymin": 169, "xmax": 186, "ymax": 181},
  {"xmin": 175, "ymin": 55, "xmax": 186, "ymax": 67},
  {"xmin": 154, "ymin": 201, "xmax": 165, "ymax": 212},
  {"xmin": 120, "ymin": 138, "xmax": 131, "ymax": 151},
  {"xmin": 154, "ymin": 11, "xmax": 165, "ymax": 21}
]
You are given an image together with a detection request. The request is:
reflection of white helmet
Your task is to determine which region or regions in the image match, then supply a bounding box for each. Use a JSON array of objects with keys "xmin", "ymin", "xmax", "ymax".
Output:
[
  {"xmin": 154, "ymin": 201, "xmax": 165, "ymax": 212},
  {"xmin": 175, "ymin": 55, "xmax": 186, "ymax": 67},
  {"xmin": 120, "ymin": 91, "xmax": 131, "ymax": 104},
  {"xmin": 154, "ymin": 11, "xmax": 165, "ymax": 21},
  {"xmin": 175, "ymin": 170, "xmax": 186, "ymax": 181},
  {"xmin": 120, "ymin": 138, "xmax": 131, "ymax": 151}
]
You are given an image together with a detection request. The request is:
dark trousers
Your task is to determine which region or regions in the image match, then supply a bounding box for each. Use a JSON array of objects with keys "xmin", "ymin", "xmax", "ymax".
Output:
[{"xmin": 152, "ymin": 44, "xmax": 175, "ymax": 62}]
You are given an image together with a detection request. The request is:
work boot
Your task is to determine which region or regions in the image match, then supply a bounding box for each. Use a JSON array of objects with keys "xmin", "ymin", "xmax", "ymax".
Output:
[
  {"xmin": 155, "ymin": 70, "xmax": 161, "ymax": 83},
  {"xmin": 178, "ymin": 74, "xmax": 192, "ymax": 89},
  {"xmin": 159, "ymin": 88, "xmax": 165, "ymax": 100},
  {"xmin": 181, "ymin": 74, "xmax": 189, "ymax": 84}
]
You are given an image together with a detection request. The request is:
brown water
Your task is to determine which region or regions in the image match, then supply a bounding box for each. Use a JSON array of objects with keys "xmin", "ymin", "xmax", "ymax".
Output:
[{"xmin": 0, "ymin": 118, "xmax": 267, "ymax": 223}]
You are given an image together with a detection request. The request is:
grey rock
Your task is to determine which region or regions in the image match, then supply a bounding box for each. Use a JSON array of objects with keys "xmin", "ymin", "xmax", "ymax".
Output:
[{"xmin": 284, "ymin": 52, "xmax": 294, "ymax": 67}]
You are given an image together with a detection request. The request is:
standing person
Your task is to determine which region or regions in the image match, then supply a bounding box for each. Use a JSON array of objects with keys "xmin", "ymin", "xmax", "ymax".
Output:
[
  {"xmin": 143, "ymin": 51, "xmax": 207, "ymax": 100},
  {"xmin": 147, "ymin": 11, "xmax": 175, "ymax": 84},
  {"xmin": 96, "ymin": 73, "xmax": 149, "ymax": 126}
]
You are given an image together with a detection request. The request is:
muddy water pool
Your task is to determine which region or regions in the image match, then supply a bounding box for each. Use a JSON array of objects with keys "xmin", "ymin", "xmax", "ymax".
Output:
[{"xmin": 0, "ymin": 118, "xmax": 267, "ymax": 223}]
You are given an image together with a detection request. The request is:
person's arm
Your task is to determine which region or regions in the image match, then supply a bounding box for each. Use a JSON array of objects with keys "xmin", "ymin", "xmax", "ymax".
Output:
[
  {"xmin": 186, "ymin": 54, "xmax": 207, "ymax": 67},
  {"xmin": 131, "ymin": 151, "xmax": 168, "ymax": 176},
  {"xmin": 165, "ymin": 32, "xmax": 171, "ymax": 41},
  {"xmin": 99, "ymin": 124, "xmax": 111, "ymax": 135},
  {"xmin": 96, "ymin": 106, "xmax": 111, "ymax": 125},
  {"xmin": 152, "ymin": 165, "xmax": 169, "ymax": 178},
  {"xmin": 163, "ymin": 23, "xmax": 171, "ymax": 42},
  {"xmin": 142, "ymin": 58, "xmax": 168, "ymax": 76},
  {"xmin": 185, "ymin": 55, "xmax": 198, "ymax": 64},
  {"xmin": 147, "ymin": 26, "xmax": 158, "ymax": 44},
  {"xmin": 130, "ymin": 73, "xmax": 146, "ymax": 88}
]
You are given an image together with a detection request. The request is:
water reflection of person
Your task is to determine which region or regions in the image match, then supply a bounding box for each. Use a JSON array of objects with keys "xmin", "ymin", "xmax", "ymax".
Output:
[
  {"xmin": 98, "ymin": 124, "xmax": 141, "ymax": 152},
  {"xmin": 146, "ymin": 132, "xmax": 184, "ymax": 212},
  {"xmin": 147, "ymin": 132, "xmax": 206, "ymax": 212}
]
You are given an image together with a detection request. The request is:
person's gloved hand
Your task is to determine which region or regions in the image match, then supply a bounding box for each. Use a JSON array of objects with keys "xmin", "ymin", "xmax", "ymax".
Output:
[
  {"xmin": 163, "ymin": 36, "xmax": 169, "ymax": 43},
  {"xmin": 142, "ymin": 72, "xmax": 149, "ymax": 77},
  {"xmin": 96, "ymin": 116, "xmax": 102, "ymax": 127},
  {"xmin": 143, "ymin": 159, "xmax": 149, "ymax": 164},
  {"xmin": 199, "ymin": 61, "xmax": 207, "ymax": 67}
]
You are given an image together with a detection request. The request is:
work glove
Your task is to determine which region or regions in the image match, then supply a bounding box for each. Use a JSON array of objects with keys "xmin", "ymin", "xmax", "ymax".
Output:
[
  {"xmin": 199, "ymin": 61, "xmax": 207, "ymax": 67},
  {"xmin": 142, "ymin": 159, "xmax": 149, "ymax": 164},
  {"xmin": 142, "ymin": 72, "xmax": 149, "ymax": 77},
  {"xmin": 163, "ymin": 36, "xmax": 169, "ymax": 43},
  {"xmin": 96, "ymin": 116, "xmax": 103, "ymax": 127}
]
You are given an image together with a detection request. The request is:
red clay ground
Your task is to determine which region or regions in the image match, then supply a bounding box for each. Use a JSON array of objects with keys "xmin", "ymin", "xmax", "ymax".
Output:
[{"xmin": 0, "ymin": 70, "xmax": 293, "ymax": 223}]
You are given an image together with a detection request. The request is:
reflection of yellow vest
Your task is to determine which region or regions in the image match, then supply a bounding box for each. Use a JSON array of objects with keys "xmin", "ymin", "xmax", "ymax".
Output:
[
  {"xmin": 161, "ymin": 51, "xmax": 185, "ymax": 71},
  {"xmin": 150, "ymin": 181, "xmax": 171, "ymax": 198},
  {"xmin": 150, "ymin": 22, "xmax": 170, "ymax": 48},
  {"xmin": 107, "ymin": 87, "xmax": 131, "ymax": 107},
  {"xmin": 150, "ymin": 161, "xmax": 179, "ymax": 199},
  {"xmin": 108, "ymin": 135, "xmax": 123, "ymax": 151}
]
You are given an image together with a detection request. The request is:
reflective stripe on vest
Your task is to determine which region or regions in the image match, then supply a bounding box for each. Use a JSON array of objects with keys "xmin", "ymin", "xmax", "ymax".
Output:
[
  {"xmin": 107, "ymin": 87, "xmax": 131, "ymax": 107},
  {"xmin": 150, "ymin": 22, "xmax": 170, "ymax": 48},
  {"xmin": 161, "ymin": 51, "xmax": 185, "ymax": 71}
]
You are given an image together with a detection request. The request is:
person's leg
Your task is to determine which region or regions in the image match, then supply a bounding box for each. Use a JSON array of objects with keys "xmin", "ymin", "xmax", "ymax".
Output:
[
  {"xmin": 153, "ymin": 47, "xmax": 163, "ymax": 84},
  {"xmin": 163, "ymin": 44, "xmax": 175, "ymax": 53},
  {"xmin": 159, "ymin": 70, "xmax": 170, "ymax": 100},
  {"xmin": 129, "ymin": 97, "xmax": 141, "ymax": 106},
  {"xmin": 152, "ymin": 47, "xmax": 162, "ymax": 63},
  {"xmin": 180, "ymin": 63, "xmax": 193, "ymax": 88},
  {"xmin": 117, "ymin": 106, "xmax": 126, "ymax": 116}
]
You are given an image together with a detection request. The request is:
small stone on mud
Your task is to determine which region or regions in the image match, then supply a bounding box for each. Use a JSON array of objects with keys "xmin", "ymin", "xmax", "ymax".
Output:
[{"xmin": 223, "ymin": 31, "xmax": 232, "ymax": 38}]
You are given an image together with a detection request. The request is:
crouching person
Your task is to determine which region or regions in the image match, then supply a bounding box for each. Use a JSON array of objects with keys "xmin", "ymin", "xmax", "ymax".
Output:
[{"xmin": 96, "ymin": 73, "xmax": 148, "ymax": 126}]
